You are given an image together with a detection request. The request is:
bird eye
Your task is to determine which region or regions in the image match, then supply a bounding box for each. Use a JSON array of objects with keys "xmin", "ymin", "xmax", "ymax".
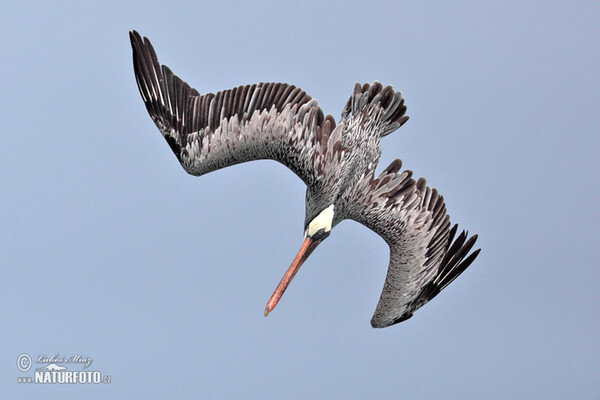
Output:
[{"xmin": 310, "ymin": 228, "xmax": 331, "ymax": 241}]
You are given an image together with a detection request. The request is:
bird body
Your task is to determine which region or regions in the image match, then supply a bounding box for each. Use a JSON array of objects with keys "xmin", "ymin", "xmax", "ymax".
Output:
[{"xmin": 130, "ymin": 31, "xmax": 480, "ymax": 328}]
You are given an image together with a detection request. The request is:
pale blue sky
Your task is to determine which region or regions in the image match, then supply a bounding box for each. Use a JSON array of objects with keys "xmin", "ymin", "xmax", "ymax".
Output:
[{"xmin": 2, "ymin": 1, "xmax": 599, "ymax": 398}]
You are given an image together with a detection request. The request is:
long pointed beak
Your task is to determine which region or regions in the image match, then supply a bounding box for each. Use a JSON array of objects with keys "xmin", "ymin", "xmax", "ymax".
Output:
[{"xmin": 264, "ymin": 236, "xmax": 322, "ymax": 317}]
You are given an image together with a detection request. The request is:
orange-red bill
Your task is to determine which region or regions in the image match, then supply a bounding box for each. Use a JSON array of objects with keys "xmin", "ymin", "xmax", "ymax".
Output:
[{"xmin": 264, "ymin": 236, "xmax": 322, "ymax": 317}]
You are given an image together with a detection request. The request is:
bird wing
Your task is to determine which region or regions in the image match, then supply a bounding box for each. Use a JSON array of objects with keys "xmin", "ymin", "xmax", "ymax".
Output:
[
  {"xmin": 346, "ymin": 159, "xmax": 480, "ymax": 328},
  {"xmin": 130, "ymin": 31, "xmax": 337, "ymax": 187}
]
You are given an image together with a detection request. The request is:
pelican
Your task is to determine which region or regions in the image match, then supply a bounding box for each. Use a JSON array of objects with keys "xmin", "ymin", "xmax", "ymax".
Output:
[{"xmin": 129, "ymin": 31, "xmax": 480, "ymax": 328}]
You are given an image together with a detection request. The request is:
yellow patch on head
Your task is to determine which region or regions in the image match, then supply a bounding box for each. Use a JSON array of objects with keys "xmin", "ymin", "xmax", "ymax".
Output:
[{"xmin": 306, "ymin": 204, "xmax": 335, "ymax": 238}]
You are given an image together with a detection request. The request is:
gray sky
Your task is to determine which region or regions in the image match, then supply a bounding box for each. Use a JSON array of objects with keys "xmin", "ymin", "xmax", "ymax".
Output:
[{"xmin": 2, "ymin": 1, "xmax": 599, "ymax": 398}]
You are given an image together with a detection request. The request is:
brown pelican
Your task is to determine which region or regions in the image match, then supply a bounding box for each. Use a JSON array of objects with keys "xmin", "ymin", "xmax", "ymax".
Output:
[{"xmin": 129, "ymin": 31, "xmax": 480, "ymax": 328}]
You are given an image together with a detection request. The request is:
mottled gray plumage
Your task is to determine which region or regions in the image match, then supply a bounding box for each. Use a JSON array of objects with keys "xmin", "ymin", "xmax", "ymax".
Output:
[{"xmin": 130, "ymin": 31, "xmax": 480, "ymax": 328}]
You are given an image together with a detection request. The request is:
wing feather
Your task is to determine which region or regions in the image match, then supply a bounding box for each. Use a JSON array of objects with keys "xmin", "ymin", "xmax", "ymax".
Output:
[
  {"xmin": 346, "ymin": 159, "xmax": 480, "ymax": 328},
  {"xmin": 130, "ymin": 31, "xmax": 334, "ymax": 186}
]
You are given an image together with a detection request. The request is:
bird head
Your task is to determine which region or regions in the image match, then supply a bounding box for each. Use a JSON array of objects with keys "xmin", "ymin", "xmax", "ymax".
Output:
[
  {"xmin": 264, "ymin": 205, "xmax": 335, "ymax": 316},
  {"xmin": 304, "ymin": 204, "xmax": 335, "ymax": 241}
]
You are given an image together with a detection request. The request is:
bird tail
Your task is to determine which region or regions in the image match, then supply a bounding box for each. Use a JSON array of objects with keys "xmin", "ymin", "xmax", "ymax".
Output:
[{"xmin": 341, "ymin": 81, "xmax": 409, "ymax": 137}]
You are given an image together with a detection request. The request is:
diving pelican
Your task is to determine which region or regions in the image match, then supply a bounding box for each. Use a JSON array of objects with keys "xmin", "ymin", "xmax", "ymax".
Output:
[{"xmin": 129, "ymin": 31, "xmax": 480, "ymax": 328}]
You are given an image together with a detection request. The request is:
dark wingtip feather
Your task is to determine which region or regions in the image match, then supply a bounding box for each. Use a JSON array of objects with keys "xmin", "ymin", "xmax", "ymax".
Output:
[
  {"xmin": 341, "ymin": 82, "xmax": 409, "ymax": 138},
  {"xmin": 398, "ymin": 229, "xmax": 480, "ymax": 323},
  {"xmin": 436, "ymin": 232, "xmax": 480, "ymax": 291},
  {"xmin": 384, "ymin": 159, "xmax": 403, "ymax": 174}
]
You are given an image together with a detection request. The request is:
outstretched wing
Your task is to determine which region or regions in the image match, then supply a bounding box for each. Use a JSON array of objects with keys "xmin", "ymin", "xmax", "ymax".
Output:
[
  {"xmin": 346, "ymin": 159, "xmax": 480, "ymax": 328},
  {"xmin": 129, "ymin": 31, "xmax": 337, "ymax": 186}
]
